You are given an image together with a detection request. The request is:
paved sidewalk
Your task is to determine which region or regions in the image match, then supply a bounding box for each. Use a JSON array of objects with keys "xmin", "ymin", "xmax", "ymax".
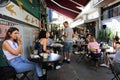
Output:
[{"xmin": 47, "ymin": 54, "xmax": 113, "ymax": 80}]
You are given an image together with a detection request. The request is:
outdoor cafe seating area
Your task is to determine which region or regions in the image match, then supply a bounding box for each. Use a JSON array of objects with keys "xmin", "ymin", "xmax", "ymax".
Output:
[
  {"xmin": 24, "ymin": 35, "xmax": 120, "ymax": 80},
  {"xmin": 1, "ymin": 29, "xmax": 120, "ymax": 80}
]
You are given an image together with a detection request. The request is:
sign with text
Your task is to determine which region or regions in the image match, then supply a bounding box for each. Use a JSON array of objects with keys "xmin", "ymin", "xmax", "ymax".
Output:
[{"xmin": 0, "ymin": 2, "xmax": 39, "ymax": 27}]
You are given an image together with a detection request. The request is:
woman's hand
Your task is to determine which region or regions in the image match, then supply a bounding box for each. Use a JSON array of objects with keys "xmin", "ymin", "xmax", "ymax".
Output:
[{"xmin": 16, "ymin": 35, "xmax": 22, "ymax": 45}]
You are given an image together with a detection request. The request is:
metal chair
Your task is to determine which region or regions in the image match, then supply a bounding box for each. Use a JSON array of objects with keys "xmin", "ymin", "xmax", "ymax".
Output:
[
  {"xmin": 88, "ymin": 51, "xmax": 102, "ymax": 67},
  {"xmin": 0, "ymin": 50, "xmax": 31, "ymax": 80},
  {"xmin": 74, "ymin": 44, "xmax": 89, "ymax": 63},
  {"xmin": 108, "ymin": 58, "xmax": 120, "ymax": 80},
  {"xmin": 15, "ymin": 71, "xmax": 31, "ymax": 80}
]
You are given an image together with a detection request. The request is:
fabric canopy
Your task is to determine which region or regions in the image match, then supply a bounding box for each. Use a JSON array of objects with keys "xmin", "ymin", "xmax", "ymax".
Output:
[{"xmin": 44, "ymin": 0, "xmax": 90, "ymax": 19}]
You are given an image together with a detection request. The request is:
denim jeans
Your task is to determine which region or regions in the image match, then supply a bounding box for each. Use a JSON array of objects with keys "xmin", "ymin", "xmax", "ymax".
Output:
[
  {"xmin": 63, "ymin": 42, "xmax": 73, "ymax": 53},
  {"xmin": 8, "ymin": 56, "xmax": 42, "ymax": 80}
]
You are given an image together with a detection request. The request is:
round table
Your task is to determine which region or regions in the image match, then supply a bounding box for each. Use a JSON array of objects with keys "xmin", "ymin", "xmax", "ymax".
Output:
[{"xmin": 29, "ymin": 53, "xmax": 62, "ymax": 80}]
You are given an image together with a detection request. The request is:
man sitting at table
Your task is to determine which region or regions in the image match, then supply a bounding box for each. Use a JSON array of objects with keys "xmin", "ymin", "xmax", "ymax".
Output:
[
  {"xmin": 112, "ymin": 41, "xmax": 120, "ymax": 74},
  {"xmin": 100, "ymin": 36, "xmax": 119, "ymax": 67},
  {"xmin": 100, "ymin": 41, "xmax": 120, "ymax": 68}
]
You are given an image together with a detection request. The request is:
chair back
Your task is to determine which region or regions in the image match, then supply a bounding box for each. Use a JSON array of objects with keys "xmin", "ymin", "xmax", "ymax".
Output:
[
  {"xmin": 108, "ymin": 58, "xmax": 120, "ymax": 80},
  {"xmin": 0, "ymin": 49, "xmax": 16, "ymax": 80},
  {"xmin": 0, "ymin": 49, "xmax": 8, "ymax": 67}
]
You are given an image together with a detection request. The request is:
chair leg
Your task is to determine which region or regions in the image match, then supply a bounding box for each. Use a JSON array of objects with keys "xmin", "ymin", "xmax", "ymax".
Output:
[
  {"xmin": 76, "ymin": 54, "xmax": 82, "ymax": 62},
  {"xmin": 24, "ymin": 73, "xmax": 31, "ymax": 80},
  {"xmin": 77, "ymin": 53, "xmax": 86, "ymax": 62},
  {"xmin": 15, "ymin": 71, "xmax": 31, "ymax": 80},
  {"xmin": 21, "ymin": 72, "xmax": 31, "ymax": 80},
  {"xmin": 111, "ymin": 72, "xmax": 120, "ymax": 80}
]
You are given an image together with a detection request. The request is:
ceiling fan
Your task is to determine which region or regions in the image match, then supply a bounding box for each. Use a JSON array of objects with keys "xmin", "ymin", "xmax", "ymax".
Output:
[{"xmin": 0, "ymin": 0, "xmax": 11, "ymax": 7}]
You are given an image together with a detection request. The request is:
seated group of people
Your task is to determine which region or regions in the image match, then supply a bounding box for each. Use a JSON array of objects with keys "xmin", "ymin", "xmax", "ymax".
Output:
[
  {"xmin": 86, "ymin": 34, "xmax": 120, "ymax": 73},
  {"xmin": 100, "ymin": 36, "xmax": 120, "ymax": 69},
  {"xmin": 74, "ymin": 31, "xmax": 120, "ymax": 69},
  {"xmin": 1, "ymin": 27, "xmax": 61, "ymax": 80},
  {"xmin": 2, "ymin": 26, "xmax": 120, "ymax": 80},
  {"xmin": 72, "ymin": 33, "xmax": 102, "ymax": 67},
  {"xmin": 2, "ymin": 27, "xmax": 42, "ymax": 80},
  {"xmin": 85, "ymin": 34, "xmax": 120, "ymax": 70}
]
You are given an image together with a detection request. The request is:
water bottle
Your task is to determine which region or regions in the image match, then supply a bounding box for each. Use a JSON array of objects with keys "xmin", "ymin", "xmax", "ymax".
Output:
[
  {"xmin": 101, "ymin": 52, "xmax": 104, "ymax": 63},
  {"xmin": 56, "ymin": 51, "xmax": 58, "ymax": 54}
]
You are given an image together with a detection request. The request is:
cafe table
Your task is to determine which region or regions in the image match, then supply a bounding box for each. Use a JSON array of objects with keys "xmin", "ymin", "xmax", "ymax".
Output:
[
  {"xmin": 48, "ymin": 43, "xmax": 64, "ymax": 54},
  {"xmin": 100, "ymin": 45, "xmax": 114, "ymax": 64},
  {"xmin": 29, "ymin": 53, "xmax": 62, "ymax": 80}
]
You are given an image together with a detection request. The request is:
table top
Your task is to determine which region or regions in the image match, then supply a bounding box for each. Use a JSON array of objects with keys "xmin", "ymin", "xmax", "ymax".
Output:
[
  {"xmin": 29, "ymin": 53, "xmax": 62, "ymax": 63},
  {"xmin": 50, "ymin": 43, "xmax": 64, "ymax": 47},
  {"xmin": 43, "ymin": 53, "xmax": 62, "ymax": 63}
]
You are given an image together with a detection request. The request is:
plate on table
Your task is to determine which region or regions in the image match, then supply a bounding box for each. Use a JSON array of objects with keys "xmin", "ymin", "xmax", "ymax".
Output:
[{"xmin": 30, "ymin": 54, "xmax": 40, "ymax": 58}]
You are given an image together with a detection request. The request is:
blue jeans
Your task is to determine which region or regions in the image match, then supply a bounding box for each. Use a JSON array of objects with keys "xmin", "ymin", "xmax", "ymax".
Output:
[
  {"xmin": 63, "ymin": 42, "xmax": 73, "ymax": 53},
  {"xmin": 8, "ymin": 56, "xmax": 42, "ymax": 80}
]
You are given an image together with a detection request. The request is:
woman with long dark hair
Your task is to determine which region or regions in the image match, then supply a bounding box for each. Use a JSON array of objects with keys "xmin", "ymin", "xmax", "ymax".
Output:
[
  {"xmin": 2, "ymin": 27, "xmax": 42, "ymax": 80},
  {"xmin": 35, "ymin": 30, "xmax": 52, "ymax": 53}
]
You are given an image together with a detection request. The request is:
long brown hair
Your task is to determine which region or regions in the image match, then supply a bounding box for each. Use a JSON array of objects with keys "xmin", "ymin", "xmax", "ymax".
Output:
[
  {"xmin": 89, "ymin": 36, "xmax": 96, "ymax": 42},
  {"xmin": 3, "ymin": 27, "xmax": 19, "ymax": 42}
]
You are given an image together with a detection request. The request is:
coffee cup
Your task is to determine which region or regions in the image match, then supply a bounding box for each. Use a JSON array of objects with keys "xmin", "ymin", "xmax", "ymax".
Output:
[
  {"xmin": 43, "ymin": 53, "xmax": 48, "ymax": 59},
  {"xmin": 33, "ymin": 50, "xmax": 38, "ymax": 55}
]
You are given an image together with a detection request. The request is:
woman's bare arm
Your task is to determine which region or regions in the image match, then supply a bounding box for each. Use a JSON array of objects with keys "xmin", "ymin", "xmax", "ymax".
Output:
[
  {"xmin": 2, "ymin": 40, "xmax": 22, "ymax": 56},
  {"xmin": 42, "ymin": 39, "xmax": 50, "ymax": 53}
]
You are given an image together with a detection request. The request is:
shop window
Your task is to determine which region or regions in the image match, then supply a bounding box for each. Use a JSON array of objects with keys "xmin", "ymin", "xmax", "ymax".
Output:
[{"xmin": 102, "ymin": 2, "xmax": 120, "ymax": 20}]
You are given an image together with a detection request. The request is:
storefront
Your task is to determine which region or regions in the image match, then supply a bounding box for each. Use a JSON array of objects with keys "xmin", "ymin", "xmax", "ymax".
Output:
[
  {"xmin": 101, "ymin": 2, "xmax": 120, "ymax": 41},
  {"xmin": 0, "ymin": 1, "xmax": 40, "ymax": 58}
]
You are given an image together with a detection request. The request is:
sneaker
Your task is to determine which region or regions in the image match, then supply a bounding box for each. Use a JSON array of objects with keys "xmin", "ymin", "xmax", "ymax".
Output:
[
  {"xmin": 74, "ymin": 51, "xmax": 80, "ymax": 55},
  {"xmin": 56, "ymin": 65, "xmax": 61, "ymax": 69},
  {"xmin": 100, "ymin": 64, "xmax": 109, "ymax": 68}
]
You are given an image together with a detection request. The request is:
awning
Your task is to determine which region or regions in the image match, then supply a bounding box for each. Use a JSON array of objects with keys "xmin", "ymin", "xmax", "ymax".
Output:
[{"xmin": 44, "ymin": 0, "xmax": 90, "ymax": 19}]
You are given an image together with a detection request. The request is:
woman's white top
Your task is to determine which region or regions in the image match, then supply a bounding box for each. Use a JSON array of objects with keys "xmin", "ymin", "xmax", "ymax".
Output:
[{"xmin": 3, "ymin": 40, "xmax": 20, "ymax": 60}]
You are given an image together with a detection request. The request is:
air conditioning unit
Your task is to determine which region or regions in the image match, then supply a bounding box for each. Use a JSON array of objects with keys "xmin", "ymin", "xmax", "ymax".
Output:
[{"xmin": 0, "ymin": 0, "xmax": 11, "ymax": 7}]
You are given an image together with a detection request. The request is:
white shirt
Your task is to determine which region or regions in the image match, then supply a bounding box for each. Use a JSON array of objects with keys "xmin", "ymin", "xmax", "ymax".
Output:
[{"xmin": 3, "ymin": 40, "xmax": 20, "ymax": 60}]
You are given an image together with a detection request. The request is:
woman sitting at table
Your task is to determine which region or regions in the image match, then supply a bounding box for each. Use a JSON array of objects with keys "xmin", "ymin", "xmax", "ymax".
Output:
[
  {"xmin": 100, "ymin": 37, "xmax": 119, "ymax": 67},
  {"xmin": 36, "ymin": 30, "xmax": 61, "ymax": 69},
  {"xmin": 35, "ymin": 30, "xmax": 52, "ymax": 54},
  {"xmin": 87, "ymin": 36, "xmax": 101, "ymax": 67},
  {"xmin": 2, "ymin": 27, "xmax": 43, "ymax": 80}
]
